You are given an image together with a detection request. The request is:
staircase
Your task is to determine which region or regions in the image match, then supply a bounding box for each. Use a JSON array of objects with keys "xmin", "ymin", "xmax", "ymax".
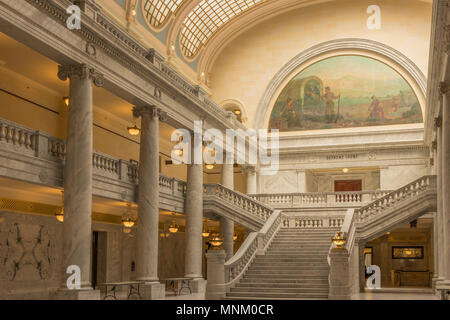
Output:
[{"xmin": 225, "ymin": 227, "xmax": 339, "ymax": 299}]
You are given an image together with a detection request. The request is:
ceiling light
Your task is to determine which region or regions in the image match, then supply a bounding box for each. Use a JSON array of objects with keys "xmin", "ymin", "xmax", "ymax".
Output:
[
  {"xmin": 342, "ymin": 168, "xmax": 349, "ymax": 173},
  {"xmin": 202, "ymin": 230, "xmax": 210, "ymax": 238},
  {"xmin": 209, "ymin": 233, "xmax": 224, "ymax": 249},
  {"xmin": 55, "ymin": 190, "xmax": 64, "ymax": 222},
  {"xmin": 168, "ymin": 213, "xmax": 179, "ymax": 233},
  {"xmin": 122, "ymin": 203, "xmax": 136, "ymax": 228},
  {"xmin": 234, "ymin": 109, "xmax": 241, "ymax": 115},
  {"xmin": 168, "ymin": 220, "xmax": 179, "ymax": 233},
  {"xmin": 55, "ymin": 208, "xmax": 64, "ymax": 223},
  {"xmin": 127, "ymin": 124, "xmax": 140, "ymax": 136}
]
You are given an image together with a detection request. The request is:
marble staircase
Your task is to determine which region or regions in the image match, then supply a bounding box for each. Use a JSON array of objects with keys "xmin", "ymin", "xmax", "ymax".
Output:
[{"xmin": 225, "ymin": 227, "xmax": 339, "ymax": 299}]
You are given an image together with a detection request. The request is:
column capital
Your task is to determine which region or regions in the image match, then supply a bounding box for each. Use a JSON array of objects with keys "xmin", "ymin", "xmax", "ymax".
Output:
[
  {"xmin": 242, "ymin": 164, "xmax": 256, "ymax": 174},
  {"xmin": 133, "ymin": 105, "xmax": 167, "ymax": 122},
  {"xmin": 435, "ymin": 116, "xmax": 442, "ymax": 128},
  {"xmin": 439, "ymin": 81, "xmax": 450, "ymax": 96},
  {"xmin": 432, "ymin": 139, "xmax": 438, "ymax": 150},
  {"xmin": 57, "ymin": 64, "xmax": 104, "ymax": 87}
]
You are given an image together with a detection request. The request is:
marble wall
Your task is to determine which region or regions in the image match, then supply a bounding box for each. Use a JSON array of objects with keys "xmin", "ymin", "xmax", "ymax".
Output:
[{"xmin": 0, "ymin": 211, "xmax": 61, "ymax": 299}]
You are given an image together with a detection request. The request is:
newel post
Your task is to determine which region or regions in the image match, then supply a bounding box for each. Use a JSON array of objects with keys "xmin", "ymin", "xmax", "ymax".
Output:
[
  {"xmin": 328, "ymin": 247, "xmax": 351, "ymax": 300},
  {"xmin": 205, "ymin": 250, "xmax": 226, "ymax": 300}
]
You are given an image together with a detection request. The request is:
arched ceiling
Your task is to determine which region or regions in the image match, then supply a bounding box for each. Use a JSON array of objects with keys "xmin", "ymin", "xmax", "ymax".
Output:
[{"xmin": 141, "ymin": 0, "xmax": 432, "ymax": 83}]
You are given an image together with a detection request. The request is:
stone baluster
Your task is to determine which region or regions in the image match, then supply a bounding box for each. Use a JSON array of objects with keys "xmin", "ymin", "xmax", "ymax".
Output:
[{"xmin": 133, "ymin": 105, "xmax": 166, "ymax": 299}]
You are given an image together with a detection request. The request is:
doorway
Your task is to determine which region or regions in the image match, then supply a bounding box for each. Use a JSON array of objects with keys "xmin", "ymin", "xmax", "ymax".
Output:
[
  {"xmin": 91, "ymin": 231, "xmax": 107, "ymax": 289},
  {"xmin": 334, "ymin": 179, "xmax": 362, "ymax": 192}
]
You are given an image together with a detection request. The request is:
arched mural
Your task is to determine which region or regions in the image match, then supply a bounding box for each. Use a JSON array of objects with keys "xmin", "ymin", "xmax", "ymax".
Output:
[{"xmin": 269, "ymin": 55, "xmax": 423, "ymax": 131}]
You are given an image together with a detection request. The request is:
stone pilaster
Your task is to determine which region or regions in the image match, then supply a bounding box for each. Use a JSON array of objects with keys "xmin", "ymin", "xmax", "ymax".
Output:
[
  {"xmin": 133, "ymin": 106, "xmax": 166, "ymax": 285},
  {"xmin": 328, "ymin": 248, "xmax": 351, "ymax": 300},
  {"xmin": 55, "ymin": 64, "xmax": 103, "ymax": 298},
  {"xmin": 243, "ymin": 165, "xmax": 257, "ymax": 195},
  {"xmin": 205, "ymin": 250, "xmax": 226, "ymax": 300},
  {"xmin": 434, "ymin": 117, "xmax": 445, "ymax": 290},
  {"xmin": 438, "ymin": 82, "xmax": 450, "ymax": 292},
  {"xmin": 220, "ymin": 163, "xmax": 234, "ymax": 260}
]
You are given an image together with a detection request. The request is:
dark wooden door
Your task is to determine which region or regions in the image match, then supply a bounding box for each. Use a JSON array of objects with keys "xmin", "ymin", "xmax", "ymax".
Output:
[
  {"xmin": 92, "ymin": 231, "xmax": 99, "ymax": 289},
  {"xmin": 334, "ymin": 180, "xmax": 362, "ymax": 192}
]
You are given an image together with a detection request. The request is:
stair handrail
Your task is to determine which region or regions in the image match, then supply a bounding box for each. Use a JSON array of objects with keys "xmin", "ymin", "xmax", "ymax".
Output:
[
  {"xmin": 203, "ymin": 183, "xmax": 274, "ymax": 222},
  {"xmin": 328, "ymin": 175, "xmax": 437, "ymax": 268},
  {"xmin": 354, "ymin": 175, "xmax": 436, "ymax": 224},
  {"xmin": 224, "ymin": 210, "xmax": 283, "ymax": 290}
]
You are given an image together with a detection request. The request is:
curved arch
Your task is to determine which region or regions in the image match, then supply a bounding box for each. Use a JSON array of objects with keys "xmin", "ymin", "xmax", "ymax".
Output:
[
  {"xmin": 221, "ymin": 98, "xmax": 249, "ymax": 124},
  {"xmin": 254, "ymin": 38, "xmax": 427, "ymax": 130}
]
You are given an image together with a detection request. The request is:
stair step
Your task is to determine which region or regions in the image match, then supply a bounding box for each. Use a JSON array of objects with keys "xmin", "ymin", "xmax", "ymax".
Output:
[
  {"xmin": 230, "ymin": 287, "xmax": 328, "ymax": 294},
  {"xmin": 236, "ymin": 282, "xmax": 329, "ymax": 288},
  {"xmin": 240, "ymin": 279, "xmax": 329, "ymax": 284},
  {"xmin": 226, "ymin": 292, "xmax": 329, "ymax": 299}
]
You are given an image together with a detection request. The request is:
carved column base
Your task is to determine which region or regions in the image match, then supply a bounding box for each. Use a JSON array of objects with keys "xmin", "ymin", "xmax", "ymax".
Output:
[
  {"xmin": 49, "ymin": 288, "xmax": 101, "ymax": 300},
  {"xmin": 140, "ymin": 282, "xmax": 166, "ymax": 300}
]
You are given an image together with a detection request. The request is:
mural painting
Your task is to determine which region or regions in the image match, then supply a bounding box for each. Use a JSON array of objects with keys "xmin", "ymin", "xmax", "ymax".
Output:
[{"xmin": 269, "ymin": 55, "xmax": 423, "ymax": 131}]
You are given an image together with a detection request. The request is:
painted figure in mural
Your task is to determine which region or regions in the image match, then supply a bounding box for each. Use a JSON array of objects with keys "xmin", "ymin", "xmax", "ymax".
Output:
[
  {"xmin": 280, "ymin": 97, "xmax": 298, "ymax": 126},
  {"xmin": 321, "ymin": 87, "xmax": 340, "ymax": 123},
  {"xmin": 368, "ymin": 96, "xmax": 385, "ymax": 121}
]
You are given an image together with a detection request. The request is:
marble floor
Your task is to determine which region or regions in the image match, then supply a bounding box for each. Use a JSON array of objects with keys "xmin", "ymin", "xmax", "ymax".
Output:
[{"xmin": 103, "ymin": 288, "xmax": 437, "ymax": 300}]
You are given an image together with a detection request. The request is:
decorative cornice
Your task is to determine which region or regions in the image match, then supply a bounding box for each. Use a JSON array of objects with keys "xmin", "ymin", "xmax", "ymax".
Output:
[
  {"xmin": 21, "ymin": 0, "xmax": 245, "ymax": 132},
  {"xmin": 133, "ymin": 105, "xmax": 167, "ymax": 122},
  {"xmin": 57, "ymin": 64, "xmax": 104, "ymax": 87}
]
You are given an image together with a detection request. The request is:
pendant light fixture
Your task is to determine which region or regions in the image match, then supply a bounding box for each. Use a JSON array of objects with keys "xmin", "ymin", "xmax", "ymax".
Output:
[{"xmin": 55, "ymin": 190, "xmax": 64, "ymax": 222}]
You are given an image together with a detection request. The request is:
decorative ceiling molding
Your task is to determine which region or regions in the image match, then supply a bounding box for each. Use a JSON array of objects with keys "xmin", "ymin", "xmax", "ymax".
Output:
[{"xmin": 254, "ymin": 38, "xmax": 427, "ymax": 130}]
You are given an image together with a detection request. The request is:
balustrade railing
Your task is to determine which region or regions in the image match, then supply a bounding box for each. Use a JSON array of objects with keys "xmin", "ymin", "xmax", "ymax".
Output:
[
  {"xmin": 204, "ymin": 184, "xmax": 273, "ymax": 222},
  {"xmin": 0, "ymin": 119, "xmax": 36, "ymax": 153},
  {"xmin": 355, "ymin": 175, "xmax": 436, "ymax": 223},
  {"xmin": 253, "ymin": 190, "xmax": 392, "ymax": 208},
  {"xmin": 224, "ymin": 211, "xmax": 283, "ymax": 288}
]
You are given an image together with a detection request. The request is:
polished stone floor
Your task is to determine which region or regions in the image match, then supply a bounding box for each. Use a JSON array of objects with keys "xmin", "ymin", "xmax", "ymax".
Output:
[{"xmin": 104, "ymin": 287, "xmax": 438, "ymax": 300}]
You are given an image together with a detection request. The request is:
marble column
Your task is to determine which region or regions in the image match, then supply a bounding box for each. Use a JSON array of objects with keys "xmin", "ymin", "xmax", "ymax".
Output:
[
  {"xmin": 439, "ymin": 82, "xmax": 450, "ymax": 287},
  {"xmin": 244, "ymin": 165, "xmax": 257, "ymax": 195},
  {"xmin": 185, "ymin": 136, "xmax": 205, "ymax": 284},
  {"xmin": 133, "ymin": 106, "xmax": 166, "ymax": 283},
  {"xmin": 220, "ymin": 163, "xmax": 234, "ymax": 260},
  {"xmin": 434, "ymin": 119, "xmax": 445, "ymax": 289},
  {"xmin": 55, "ymin": 64, "xmax": 103, "ymax": 299}
]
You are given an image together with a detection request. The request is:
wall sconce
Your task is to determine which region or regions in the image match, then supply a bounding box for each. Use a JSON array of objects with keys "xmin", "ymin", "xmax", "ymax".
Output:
[
  {"xmin": 332, "ymin": 232, "xmax": 346, "ymax": 249},
  {"xmin": 63, "ymin": 97, "xmax": 70, "ymax": 107},
  {"xmin": 205, "ymin": 164, "xmax": 214, "ymax": 170},
  {"xmin": 342, "ymin": 168, "xmax": 349, "ymax": 173},
  {"xmin": 233, "ymin": 233, "xmax": 238, "ymax": 241},
  {"xmin": 233, "ymin": 109, "xmax": 241, "ymax": 115}
]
